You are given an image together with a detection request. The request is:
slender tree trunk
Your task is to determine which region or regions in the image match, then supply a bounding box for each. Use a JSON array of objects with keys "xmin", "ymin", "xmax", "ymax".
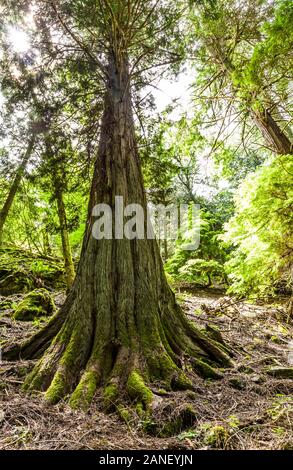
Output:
[
  {"xmin": 4, "ymin": 52, "xmax": 233, "ymax": 411},
  {"xmin": 252, "ymin": 109, "xmax": 292, "ymax": 155},
  {"xmin": 42, "ymin": 225, "xmax": 52, "ymax": 257},
  {"xmin": 163, "ymin": 237, "xmax": 168, "ymax": 262},
  {"xmin": 45, "ymin": 139, "xmax": 75, "ymax": 288},
  {"xmin": 53, "ymin": 179, "xmax": 75, "ymax": 289},
  {"xmin": 0, "ymin": 136, "xmax": 35, "ymax": 245},
  {"xmin": 207, "ymin": 273, "xmax": 212, "ymax": 287},
  {"xmin": 287, "ymin": 265, "xmax": 293, "ymax": 322}
]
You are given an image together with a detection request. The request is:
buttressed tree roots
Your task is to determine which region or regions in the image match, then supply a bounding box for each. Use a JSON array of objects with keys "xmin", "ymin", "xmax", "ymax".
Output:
[{"xmin": 4, "ymin": 54, "xmax": 234, "ymax": 413}]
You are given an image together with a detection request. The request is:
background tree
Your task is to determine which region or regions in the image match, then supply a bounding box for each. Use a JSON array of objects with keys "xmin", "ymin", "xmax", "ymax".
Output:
[
  {"xmin": 188, "ymin": 0, "xmax": 292, "ymax": 155},
  {"xmin": 223, "ymin": 155, "xmax": 293, "ymax": 307},
  {"xmin": 0, "ymin": 133, "xmax": 36, "ymax": 245},
  {"xmin": 0, "ymin": 2, "xmax": 100, "ymax": 271}
]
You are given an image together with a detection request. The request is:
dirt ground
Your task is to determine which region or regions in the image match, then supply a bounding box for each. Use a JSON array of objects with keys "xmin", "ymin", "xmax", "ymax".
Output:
[{"xmin": 0, "ymin": 286, "xmax": 292, "ymax": 450}]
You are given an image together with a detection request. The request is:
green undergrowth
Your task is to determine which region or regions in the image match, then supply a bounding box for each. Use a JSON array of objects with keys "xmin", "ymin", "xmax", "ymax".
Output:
[{"xmin": 0, "ymin": 246, "xmax": 66, "ymax": 295}]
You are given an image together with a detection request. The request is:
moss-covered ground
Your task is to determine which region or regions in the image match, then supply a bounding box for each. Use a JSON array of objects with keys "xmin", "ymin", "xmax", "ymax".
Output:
[{"xmin": 0, "ymin": 247, "xmax": 66, "ymax": 296}]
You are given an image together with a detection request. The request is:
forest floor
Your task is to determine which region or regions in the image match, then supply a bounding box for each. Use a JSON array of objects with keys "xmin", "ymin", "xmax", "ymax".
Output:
[{"xmin": 0, "ymin": 284, "xmax": 292, "ymax": 450}]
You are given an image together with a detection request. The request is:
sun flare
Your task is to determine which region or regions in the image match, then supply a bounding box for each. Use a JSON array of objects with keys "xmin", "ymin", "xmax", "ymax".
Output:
[{"xmin": 7, "ymin": 26, "xmax": 30, "ymax": 54}]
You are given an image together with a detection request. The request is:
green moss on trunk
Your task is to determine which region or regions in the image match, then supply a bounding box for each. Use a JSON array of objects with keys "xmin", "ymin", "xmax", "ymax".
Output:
[{"xmin": 127, "ymin": 371, "xmax": 153, "ymax": 407}]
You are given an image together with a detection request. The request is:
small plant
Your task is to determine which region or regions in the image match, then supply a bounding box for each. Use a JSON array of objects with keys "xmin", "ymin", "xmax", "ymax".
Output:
[
  {"xmin": 177, "ymin": 430, "xmax": 198, "ymax": 441},
  {"xmin": 272, "ymin": 426, "xmax": 285, "ymax": 436},
  {"xmin": 227, "ymin": 415, "xmax": 240, "ymax": 429},
  {"xmin": 267, "ymin": 395, "xmax": 293, "ymax": 421},
  {"xmin": 194, "ymin": 308, "xmax": 202, "ymax": 316},
  {"xmin": 12, "ymin": 426, "xmax": 32, "ymax": 446},
  {"xmin": 203, "ymin": 424, "xmax": 229, "ymax": 449}
]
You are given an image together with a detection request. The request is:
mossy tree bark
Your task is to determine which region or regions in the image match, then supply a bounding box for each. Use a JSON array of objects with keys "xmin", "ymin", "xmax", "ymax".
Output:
[
  {"xmin": 4, "ymin": 52, "xmax": 233, "ymax": 411},
  {"xmin": 0, "ymin": 135, "xmax": 35, "ymax": 245}
]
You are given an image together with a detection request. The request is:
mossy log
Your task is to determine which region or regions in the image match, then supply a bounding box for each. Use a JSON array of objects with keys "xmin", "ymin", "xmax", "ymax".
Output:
[{"xmin": 266, "ymin": 367, "xmax": 293, "ymax": 379}]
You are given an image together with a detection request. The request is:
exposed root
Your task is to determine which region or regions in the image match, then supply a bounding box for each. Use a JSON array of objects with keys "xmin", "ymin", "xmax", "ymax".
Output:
[
  {"xmin": 126, "ymin": 370, "xmax": 153, "ymax": 407},
  {"xmin": 10, "ymin": 319, "xmax": 232, "ymax": 416}
]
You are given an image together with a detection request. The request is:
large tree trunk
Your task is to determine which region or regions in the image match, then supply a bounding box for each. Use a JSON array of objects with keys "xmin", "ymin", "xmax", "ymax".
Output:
[
  {"xmin": 252, "ymin": 109, "xmax": 292, "ymax": 155},
  {"xmin": 0, "ymin": 136, "xmax": 35, "ymax": 244},
  {"xmin": 4, "ymin": 53, "xmax": 233, "ymax": 411},
  {"xmin": 53, "ymin": 179, "xmax": 75, "ymax": 289}
]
